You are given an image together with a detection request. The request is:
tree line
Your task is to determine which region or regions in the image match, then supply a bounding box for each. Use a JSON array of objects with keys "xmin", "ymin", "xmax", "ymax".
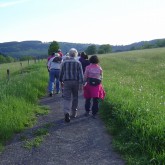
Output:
[
  {"xmin": 130, "ymin": 39, "xmax": 165, "ymax": 50},
  {"xmin": 1, "ymin": 39, "xmax": 165, "ymax": 64},
  {"xmin": 48, "ymin": 41, "xmax": 112, "ymax": 55},
  {"xmin": 85, "ymin": 44, "xmax": 112, "ymax": 55},
  {"xmin": 0, "ymin": 52, "xmax": 45, "ymax": 64},
  {"xmin": 0, "ymin": 53, "xmax": 15, "ymax": 64}
]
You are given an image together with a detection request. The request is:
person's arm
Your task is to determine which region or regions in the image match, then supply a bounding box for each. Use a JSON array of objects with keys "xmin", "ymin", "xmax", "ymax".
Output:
[
  {"xmin": 78, "ymin": 63, "xmax": 84, "ymax": 84},
  {"xmin": 47, "ymin": 58, "xmax": 53, "ymax": 71},
  {"xmin": 59, "ymin": 62, "xmax": 64, "ymax": 83},
  {"xmin": 78, "ymin": 63, "xmax": 84, "ymax": 91},
  {"xmin": 47, "ymin": 62, "xmax": 50, "ymax": 72},
  {"xmin": 46, "ymin": 60, "xmax": 50, "ymax": 72},
  {"xmin": 84, "ymin": 66, "xmax": 89, "ymax": 82},
  {"xmin": 99, "ymin": 65, "xmax": 103, "ymax": 80},
  {"xmin": 100, "ymin": 69, "xmax": 103, "ymax": 80}
]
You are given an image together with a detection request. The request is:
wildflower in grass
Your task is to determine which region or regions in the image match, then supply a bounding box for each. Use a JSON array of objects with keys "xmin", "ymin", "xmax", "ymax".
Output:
[{"xmin": 146, "ymin": 109, "xmax": 150, "ymax": 112}]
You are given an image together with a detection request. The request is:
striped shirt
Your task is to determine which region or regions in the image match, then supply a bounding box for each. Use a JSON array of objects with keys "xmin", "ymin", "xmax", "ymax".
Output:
[{"xmin": 59, "ymin": 57, "xmax": 84, "ymax": 83}]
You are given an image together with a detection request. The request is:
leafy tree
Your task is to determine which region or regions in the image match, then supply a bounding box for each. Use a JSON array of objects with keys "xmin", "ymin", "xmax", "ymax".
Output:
[
  {"xmin": 48, "ymin": 41, "xmax": 59, "ymax": 55},
  {"xmin": 130, "ymin": 46, "xmax": 136, "ymax": 51},
  {"xmin": 156, "ymin": 39, "xmax": 165, "ymax": 47},
  {"xmin": 85, "ymin": 45, "xmax": 97, "ymax": 55},
  {"xmin": 98, "ymin": 44, "xmax": 112, "ymax": 54},
  {"xmin": 141, "ymin": 42, "xmax": 154, "ymax": 49},
  {"xmin": 0, "ymin": 55, "xmax": 6, "ymax": 63},
  {"xmin": 6, "ymin": 56, "xmax": 15, "ymax": 63},
  {"xmin": 0, "ymin": 55, "xmax": 15, "ymax": 63},
  {"xmin": 97, "ymin": 49, "xmax": 105, "ymax": 54}
]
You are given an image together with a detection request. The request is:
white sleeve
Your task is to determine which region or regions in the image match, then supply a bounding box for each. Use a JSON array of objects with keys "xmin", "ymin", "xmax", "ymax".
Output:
[{"xmin": 47, "ymin": 57, "xmax": 53, "ymax": 68}]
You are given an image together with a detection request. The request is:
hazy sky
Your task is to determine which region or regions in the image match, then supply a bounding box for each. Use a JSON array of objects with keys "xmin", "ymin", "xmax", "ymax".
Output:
[{"xmin": 0, "ymin": 0, "xmax": 165, "ymax": 45}]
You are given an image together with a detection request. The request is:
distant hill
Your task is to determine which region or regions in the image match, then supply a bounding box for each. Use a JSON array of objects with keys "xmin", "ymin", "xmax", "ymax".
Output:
[
  {"xmin": 0, "ymin": 41, "xmax": 93, "ymax": 58},
  {"xmin": 0, "ymin": 41, "xmax": 48, "ymax": 58},
  {"xmin": 0, "ymin": 39, "xmax": 164, "ymax": 58},
  {"xmin": 112, "ymin": 39, "xmax": 164, "ymax": 52}
]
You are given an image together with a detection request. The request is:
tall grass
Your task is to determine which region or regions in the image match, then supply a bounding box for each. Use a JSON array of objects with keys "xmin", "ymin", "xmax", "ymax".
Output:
[
  {"xmin": 0, "ymin": 61, "xmax": 48, "ymax": 151},
  {"xmin": 99, "ymin": 48, "xmax": 165, "ymax": 164}
]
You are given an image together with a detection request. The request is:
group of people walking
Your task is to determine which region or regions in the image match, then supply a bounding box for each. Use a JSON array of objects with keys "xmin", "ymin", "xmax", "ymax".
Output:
[{"xmin": 47, "ymin": 48, "xmax": 105, "ymax": 122}]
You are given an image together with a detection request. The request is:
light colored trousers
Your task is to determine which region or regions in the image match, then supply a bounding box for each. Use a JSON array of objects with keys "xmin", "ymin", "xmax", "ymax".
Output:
[{"xmin": 63, "ymin": 81, "xmax": 79, "ymax": 114}]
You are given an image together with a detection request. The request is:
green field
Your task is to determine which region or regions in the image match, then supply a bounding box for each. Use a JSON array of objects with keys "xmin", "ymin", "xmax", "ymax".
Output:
[
  {"xmin": 0, "ymin": 48, "xmax": 164, "ymax": 164},
  {"xmin": 99, "ymin": 47, "xmax": 165, "ymax": 164}
]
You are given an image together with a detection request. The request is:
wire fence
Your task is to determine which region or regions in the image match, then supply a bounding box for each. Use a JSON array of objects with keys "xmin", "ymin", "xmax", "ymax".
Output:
[{"xmin": 0, "ymin": 58, "xmax": 46, "ymax": 81}]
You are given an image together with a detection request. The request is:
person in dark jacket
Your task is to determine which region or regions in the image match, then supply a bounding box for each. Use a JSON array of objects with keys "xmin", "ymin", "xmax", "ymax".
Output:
[{"xmin": 79, "ymin": 51, "xmax": 90, "ymax": 73}]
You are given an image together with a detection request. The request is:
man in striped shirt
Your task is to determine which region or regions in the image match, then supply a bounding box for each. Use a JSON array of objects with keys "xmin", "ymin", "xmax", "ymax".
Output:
[{"xmin": 59, "ymin": 48, "xmax": 84, "ymax": 122}]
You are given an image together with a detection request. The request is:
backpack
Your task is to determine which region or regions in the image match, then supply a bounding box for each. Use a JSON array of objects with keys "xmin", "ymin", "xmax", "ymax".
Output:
[{"xmin": 52, "ymin": 56, "xmax": 61, "ymax": 63}]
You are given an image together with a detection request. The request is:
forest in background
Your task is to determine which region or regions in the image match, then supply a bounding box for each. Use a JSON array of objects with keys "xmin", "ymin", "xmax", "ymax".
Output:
[{"xmin": 0, "ymin": 38, "xmax": 165, "ymax": 63}]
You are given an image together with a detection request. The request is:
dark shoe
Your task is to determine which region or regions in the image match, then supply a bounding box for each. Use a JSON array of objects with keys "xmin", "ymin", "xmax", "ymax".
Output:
[
  {"xmin": 65, "ymin": 113, "xmax": 70, "ymax": 122},
  {"xmin": 49, "ymin": 93, "xmax": 53, "ymax": 97},
  {"xmin": 84, "ymin": 111, "xmax": 90, "ymax": 117},
  {"xmin": 71, "ymin": 111, "xmax": 77, "ymax": 118},
  {"xmin": 92, "ymin": 114, "xmax": 97, "ymax": 119}
]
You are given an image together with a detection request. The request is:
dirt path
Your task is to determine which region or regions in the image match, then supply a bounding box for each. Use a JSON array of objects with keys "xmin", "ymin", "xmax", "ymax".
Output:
[{"xmin": 0, "ymin": 92, "xmax": 125, "ymax": 165}]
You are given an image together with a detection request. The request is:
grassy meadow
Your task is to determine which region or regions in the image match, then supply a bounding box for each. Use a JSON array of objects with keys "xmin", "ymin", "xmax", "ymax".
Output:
[
  {"xmin": 99, "ymin": 47, "xmax": 165, "ymax": 164},
  {"xmin": 0, "ymin": 60, "xmax": 49, "ymax": 151}
]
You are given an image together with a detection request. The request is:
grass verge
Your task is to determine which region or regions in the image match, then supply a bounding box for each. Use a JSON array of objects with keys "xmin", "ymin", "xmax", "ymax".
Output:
[
  {"xmin": 99, "ymin": 48, "xmax": 165, "ymax": 164},
  {"xmin": 0, "ymin": 61, "xmax": 49, "ymax": 151}
]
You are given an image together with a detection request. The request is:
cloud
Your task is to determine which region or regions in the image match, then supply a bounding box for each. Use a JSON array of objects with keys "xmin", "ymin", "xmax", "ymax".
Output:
[{"xmin": 0, "ymin": 0, "xmax": 30, "ymax": 8}]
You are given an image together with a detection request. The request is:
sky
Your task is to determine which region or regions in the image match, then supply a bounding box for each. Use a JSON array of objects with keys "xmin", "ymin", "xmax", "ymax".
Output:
[{"xmin": 0, "ymin": 0, "xmax": 165, "ymax": 45}]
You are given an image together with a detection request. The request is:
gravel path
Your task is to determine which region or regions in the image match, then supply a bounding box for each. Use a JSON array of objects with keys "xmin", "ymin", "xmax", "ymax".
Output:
[{"xmin": 0, "ymin": 92, "xmax": 125, "ymax": 165}]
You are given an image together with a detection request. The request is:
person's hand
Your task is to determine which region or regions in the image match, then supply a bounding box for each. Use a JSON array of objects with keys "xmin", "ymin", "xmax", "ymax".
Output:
[
  {"xmin": 61, "ymin": 82, "xmax": 64, "ymax": 87},
  {"xmin": 79, "ymin": 84, "xmax": 83, "ymax": 91},
  {"xmin": 83, "ymin": 82, "xmax": 87, "ymax": 86}
]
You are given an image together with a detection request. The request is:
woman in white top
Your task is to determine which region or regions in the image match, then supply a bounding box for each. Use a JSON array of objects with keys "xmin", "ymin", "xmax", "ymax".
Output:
[{"xmin": 48, "ymin": 53, "xmax": 62, "ymax": 96}]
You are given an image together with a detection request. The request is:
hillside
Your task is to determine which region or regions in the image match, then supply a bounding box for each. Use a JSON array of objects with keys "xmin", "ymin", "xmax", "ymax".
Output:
[
  {"xmin": 0, "ymin": 41, "xmax": 93, "ymax": 58},
  {"xmin": 0, "ymin": 38, "xmax": 164, "ymax": 58},
  {"xmin": 112, "ymin": 38, "xmax": 165, "ymax": 52}
]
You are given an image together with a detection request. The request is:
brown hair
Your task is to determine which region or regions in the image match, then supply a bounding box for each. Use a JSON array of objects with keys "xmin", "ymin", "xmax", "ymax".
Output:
[{"xmin": 89, "ymin": 55, "xmax": 99, "ymax": 64}]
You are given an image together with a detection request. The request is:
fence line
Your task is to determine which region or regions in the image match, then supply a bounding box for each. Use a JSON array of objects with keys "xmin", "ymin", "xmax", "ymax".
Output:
[{"xmin": 0, "ymin": 58, "xmax": 46, "ymax": 81}]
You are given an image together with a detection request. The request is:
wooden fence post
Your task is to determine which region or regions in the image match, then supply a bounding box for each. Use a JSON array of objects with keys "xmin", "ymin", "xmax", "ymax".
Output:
[
  {"xmin": 20, "ymin": 62, "xmax": 23, "ymax": 74},
  {"xmin": 7, "ymin": 69, "xmax": 10, "ymax": 81}
]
